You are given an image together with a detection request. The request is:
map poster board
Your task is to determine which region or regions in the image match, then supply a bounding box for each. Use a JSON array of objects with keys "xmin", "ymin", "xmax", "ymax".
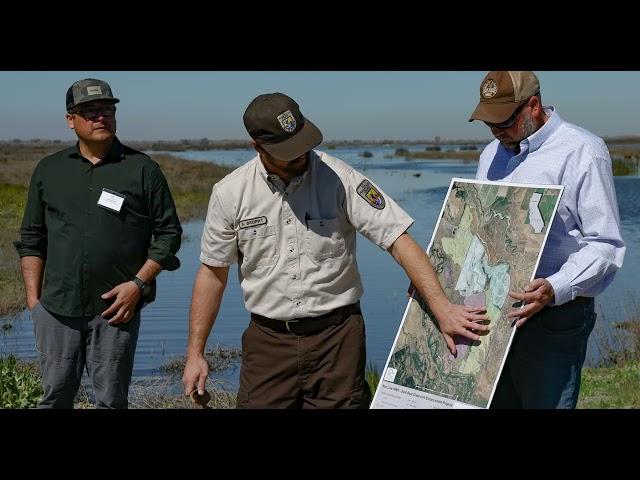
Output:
[{"xmin": 371, "ymin": 178, "xmax": 563, "ymax": 409}]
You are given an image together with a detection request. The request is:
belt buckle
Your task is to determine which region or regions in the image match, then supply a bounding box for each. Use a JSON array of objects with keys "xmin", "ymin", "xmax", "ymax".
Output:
[{"xmin": 285, "ymin": 319, "xmax": 300, "ymax": 333}]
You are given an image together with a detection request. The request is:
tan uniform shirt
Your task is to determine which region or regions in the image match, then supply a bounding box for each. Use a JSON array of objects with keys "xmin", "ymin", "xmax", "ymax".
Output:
[{"xmin": 200, "ymin": 150, "xmax": 414, "ymax": 320}]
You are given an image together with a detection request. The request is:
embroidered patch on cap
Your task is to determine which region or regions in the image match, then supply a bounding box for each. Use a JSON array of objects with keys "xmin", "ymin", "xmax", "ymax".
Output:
[
  {"xmin": 86, "ymin": 86, "xmax": 103, "ymax": 95},
  {"xmin": 481, "ymin": 79, "xmax": 498, "ymax": 98},
  {"xmin": 276, "ymin": 110, "xmax": 296, "ymax": 132},
  {"xmin": 356, "ymin": 179, "xmax": 386, "ymax": 210},
  {"xmin": 239, "ymin": 216, "xmax": 267, "ymax": 229}
]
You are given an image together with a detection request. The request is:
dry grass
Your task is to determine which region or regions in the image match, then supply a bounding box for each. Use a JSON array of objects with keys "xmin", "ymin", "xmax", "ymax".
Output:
[
  {"xmin": 153, "ymin": 154, "xmax": 231, "ymax": 221},
  {"xmin": 159, "ymin": 343, "xmax": 242, "ymax": 375},
  {"xmin": 70, "ymin": 375, "xmax": 236, "ymax": 409},
  {"xmin": 127, "ymin": 377, "xmax": 236, "ymax": 409},
  {"xmin": 0, "ymin": 145, "xmax": 55, "ymax": 185}
]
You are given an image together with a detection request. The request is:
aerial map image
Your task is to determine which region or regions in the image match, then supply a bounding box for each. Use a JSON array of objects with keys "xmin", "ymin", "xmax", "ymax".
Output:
[{"xmin": 372, "ymin": 178, "xmax": 563, "ymax": 409}]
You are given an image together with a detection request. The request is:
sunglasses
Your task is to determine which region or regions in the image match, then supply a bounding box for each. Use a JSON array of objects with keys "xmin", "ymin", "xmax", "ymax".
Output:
[
  {"xmin": 484, "ymin": 99, "xmax": 530, "ymax": 129},
  {"xmin": 71, "ymin": 106, "xmax": 117, "ymax": 119}
]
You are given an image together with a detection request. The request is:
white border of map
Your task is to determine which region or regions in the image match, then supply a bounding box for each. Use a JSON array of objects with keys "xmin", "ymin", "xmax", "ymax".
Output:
[{"xmin": 371, "ymin": 178, "xmax": 564, "ymax": 409}]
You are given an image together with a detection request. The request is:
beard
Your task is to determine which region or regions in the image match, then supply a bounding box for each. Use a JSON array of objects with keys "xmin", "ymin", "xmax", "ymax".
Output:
[{"xmin": 502, "ymin": 114, "xmax": 538, "ymax": 151}]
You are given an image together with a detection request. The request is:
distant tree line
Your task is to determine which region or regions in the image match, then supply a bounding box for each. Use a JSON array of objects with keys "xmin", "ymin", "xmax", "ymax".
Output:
[{"xmin": 3, "ymin": 135, "xmax": 640, "ymax": 151}]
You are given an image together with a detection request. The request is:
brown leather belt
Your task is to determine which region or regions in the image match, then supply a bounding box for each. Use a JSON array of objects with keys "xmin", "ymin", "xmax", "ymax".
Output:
[{"xmin": 251, "ymin": 302, "xmax": 361, "ymax": 335}]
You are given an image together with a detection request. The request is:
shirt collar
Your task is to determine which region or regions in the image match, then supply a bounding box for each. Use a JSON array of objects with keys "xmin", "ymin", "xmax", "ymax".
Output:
[
  {"xmin": 69, "ymin": 136, "xmax": 125, "ymax": 163},
  {"xmin": 255, "ymin": 150, "xmax": 316, "ymax": 192},
  {"xmin": 526, "ymin": 105, "xmax": 562, "ymax": 153}
]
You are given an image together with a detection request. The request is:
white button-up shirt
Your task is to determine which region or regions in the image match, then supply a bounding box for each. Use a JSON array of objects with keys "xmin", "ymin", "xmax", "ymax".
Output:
[
  {"xmin": 475, "ymin": 106, "xmax": 625, "ymax": 305},
  {"xmin": 200, "ymin": 150, "xmax": 414, "ymax": 320}
]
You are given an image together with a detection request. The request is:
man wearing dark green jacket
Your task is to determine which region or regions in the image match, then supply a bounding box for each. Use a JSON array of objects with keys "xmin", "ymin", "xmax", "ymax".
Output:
[{"xmin": 14, "ymin": 78, "xmax": 182, "ymax": 408}]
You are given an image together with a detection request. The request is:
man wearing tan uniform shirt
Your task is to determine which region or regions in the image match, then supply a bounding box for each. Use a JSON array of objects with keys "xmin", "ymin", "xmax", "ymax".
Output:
[{"xmin": 183, "ymin": 93, "xmax": 488, "ymax": 408}]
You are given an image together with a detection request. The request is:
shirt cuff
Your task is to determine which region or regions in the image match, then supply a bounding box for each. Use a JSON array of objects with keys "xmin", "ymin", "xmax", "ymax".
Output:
[
  {"xmin": 545, "ymin": 270, "xmax": 572, "ymax": 306},
  {"xmin": 14, "ymin": 240, "xmax": 47, "ymax": 259},
  {"xmin": 380, "ymin": 218, "xmax": 415, "ymax": 250},
  {"xmin": 200, "ymin": 252, "xmax": 233, "ymax": 267},
  {"xmin": 148, "ymin": 251, "xmax": 180, "ymax": 271}
]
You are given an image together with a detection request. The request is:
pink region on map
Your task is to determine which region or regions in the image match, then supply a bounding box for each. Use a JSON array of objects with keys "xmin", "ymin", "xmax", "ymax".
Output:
[
  {"xmin": 447, "ymin": 294, "xmax": 486, "ymax": 360},
  {"xmin": 464, "ymin": 293, "xmax": 486, "ymax": 308},
  {"xmin": 443, "ymin": 264, "xmax": 453, "ymax": 283},
  {"xmin": 449, "ymin": 335, "xmax": 474, "ymax": 359}
]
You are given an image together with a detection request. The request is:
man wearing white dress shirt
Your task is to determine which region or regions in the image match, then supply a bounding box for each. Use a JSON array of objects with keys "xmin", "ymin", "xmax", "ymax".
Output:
[{"xmin": 469, "ymin": 71, "xmax": 625, "ymax": 408}]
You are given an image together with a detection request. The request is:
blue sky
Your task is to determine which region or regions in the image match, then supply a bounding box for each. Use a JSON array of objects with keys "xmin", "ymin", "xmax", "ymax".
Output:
[{"xmin": 1, "ymin": 71, "xmax": 638, "ymax": 141}]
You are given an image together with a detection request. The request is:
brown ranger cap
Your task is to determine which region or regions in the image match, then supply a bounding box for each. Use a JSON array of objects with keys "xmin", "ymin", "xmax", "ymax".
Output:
[
  {"xmin": 468, "ymin": 71, "xmax": 540, "ymax": 123},
  {"xmin": 243, "ymin": 92, "xmax": 323, "ymax": 162}
]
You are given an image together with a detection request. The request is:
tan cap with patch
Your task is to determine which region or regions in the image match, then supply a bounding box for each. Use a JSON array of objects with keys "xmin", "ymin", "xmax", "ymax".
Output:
[{"xmin": 469, "ymin": 71, "xmax": 540, "ymax": 123}]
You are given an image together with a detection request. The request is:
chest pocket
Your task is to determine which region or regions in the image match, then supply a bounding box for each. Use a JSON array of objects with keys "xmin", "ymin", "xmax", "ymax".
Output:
[
  {"xmin": 305, "ymin": 217, "xmax": 346, "ymax": 263},
  {"xmin": 238, "ymin": 225, "xmax": 279, "ymax": 268}
]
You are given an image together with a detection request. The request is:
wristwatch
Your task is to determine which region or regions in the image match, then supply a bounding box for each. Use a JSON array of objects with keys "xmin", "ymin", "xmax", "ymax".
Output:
[{"xmin": 131, "ymin": 276, "xmax": 151, "ymax": 296}]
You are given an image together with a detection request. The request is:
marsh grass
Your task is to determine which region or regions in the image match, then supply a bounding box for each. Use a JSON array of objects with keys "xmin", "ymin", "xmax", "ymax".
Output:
[
  {"xmin": 159, "ymin": 343, "xmax": 242, "ymax": 375},
  {"xmin": 0, "ymin": 355, "xmax": 237, "ymax": 409},
  {"xmin": 153, "ymin": 154, "xmax": 231, "ymax": 221},
  {"xmin": 365, "ymin": 361, "xmax": 381, "ymax": 400},
  {"xmin": 578, "ymin": 296, "xmax": 640, "ymax": 408},
  {"xmin": 0, "ymin": 184, "xmax": 29, "ymax": 316}
]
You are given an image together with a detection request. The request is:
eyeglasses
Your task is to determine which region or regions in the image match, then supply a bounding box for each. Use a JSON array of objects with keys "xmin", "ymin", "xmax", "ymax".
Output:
[
  {"xmin": 484, "ymin": 98, "xmax": 530, "ymax": 129},
  {"xmin": 71, "ymin": 106, "xmax": 116, "ymax": 119}
]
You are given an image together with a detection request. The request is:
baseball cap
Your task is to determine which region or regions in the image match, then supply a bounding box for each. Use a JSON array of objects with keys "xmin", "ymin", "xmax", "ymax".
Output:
[
  {"xmin": 468, "ymin": 71, "xmax": 540, "ymax": 123},
  {"xmin": 66, "ymin": 78, "xmax": 120, "ymax": 112},
  {"xmin": 243, "ymin": 92, "xmax": 323, "ymax": 162}
]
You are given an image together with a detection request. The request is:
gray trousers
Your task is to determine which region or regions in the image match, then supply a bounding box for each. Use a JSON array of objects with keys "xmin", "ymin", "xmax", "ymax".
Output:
[{"xmin": 32, "ymin": 302, "xmax": 140, "ymax": 409}]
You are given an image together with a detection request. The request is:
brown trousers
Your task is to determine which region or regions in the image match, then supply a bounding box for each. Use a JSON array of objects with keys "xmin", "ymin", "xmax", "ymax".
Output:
[{"xmin": 236, "ymin": 313, "xmax": 371, "ymax": 409}]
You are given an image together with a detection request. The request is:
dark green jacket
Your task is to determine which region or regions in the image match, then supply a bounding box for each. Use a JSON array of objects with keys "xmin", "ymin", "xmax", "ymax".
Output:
[{"xmin": 14, "ymin": 137, "xmax": 182, "ymax": 317}]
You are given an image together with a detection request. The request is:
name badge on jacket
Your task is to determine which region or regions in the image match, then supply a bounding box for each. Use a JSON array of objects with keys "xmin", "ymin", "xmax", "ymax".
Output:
[{"xmin": 97, "ymin": 188, "xmax": 125, "ymax": 213}]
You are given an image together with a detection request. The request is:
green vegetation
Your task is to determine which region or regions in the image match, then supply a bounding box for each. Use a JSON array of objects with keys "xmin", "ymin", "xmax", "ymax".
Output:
[
  {"xmin": 607, "ymin": 147, "xmax": 640, "ymax": 176},
  {"xmin": 0, "ymin": 344, "xmax": 241, "ymax": 409},
  {"xmin": 490, "ymin": 196, "xmax": 509, "ymax": 215},
  {"xmin": 365, "ymin": 361, "xmax": 381, "ymax": 400},
  {"xmin": 577, "ymin": 302, "xmax": 640, "ymax": 409},
  {"xmin": 538, "ymin": 193, "xmax": 559, "ymax": 225},
  {"xmin": 0, "ymin": 184, "xmax": 28, "ymax": 316},
  {"xmin": 153, "ymin": 154, "xmax": 231, "ymax": 221},
  {"xmin": 578, "ymin": 361, "xmax": 640, "ymax": 409},
  {"xmin": 0, "ymin": 355, "xmax": 43, "ymax": 408},
  {"xmin": 612, "ymin": 158, "xmax": 639, "ymax": 176}
]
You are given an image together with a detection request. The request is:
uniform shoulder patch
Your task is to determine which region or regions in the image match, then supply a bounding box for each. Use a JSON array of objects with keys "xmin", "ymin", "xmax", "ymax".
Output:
[{"xmin": 356, "ymin": 179, "xmax": 386, "ymax": 210}]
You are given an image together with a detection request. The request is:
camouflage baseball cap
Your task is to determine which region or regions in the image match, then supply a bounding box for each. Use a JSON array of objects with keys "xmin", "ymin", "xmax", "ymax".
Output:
[
  {"xmin": 469, "ymin": 71, "xmax": 540, "ymax": 123},
  {"xmin": 243, "ymin": 92, "xmax": 323, "ymax": 162},
  {"xmin": 66, "ymin": 78, "xmax": 120, "ymax": 112}
]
